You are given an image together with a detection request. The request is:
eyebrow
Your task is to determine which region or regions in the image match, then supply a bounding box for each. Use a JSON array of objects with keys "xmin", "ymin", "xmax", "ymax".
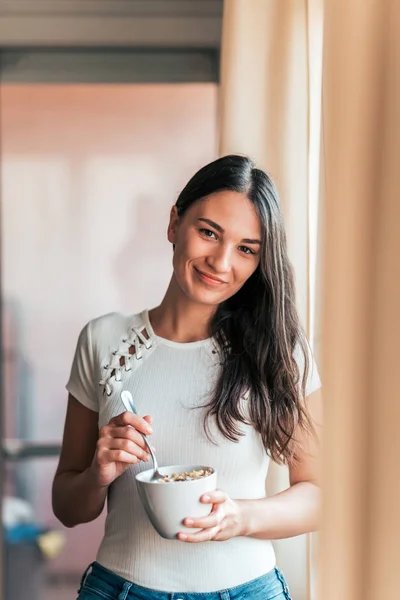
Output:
[{"xmin": 198, "ymin": 218, "xmax": 262, "ymax": 245}]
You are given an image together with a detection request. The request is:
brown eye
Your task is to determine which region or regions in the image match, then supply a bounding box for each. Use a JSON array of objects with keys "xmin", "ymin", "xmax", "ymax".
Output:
[
  {"xmin": 199, "ymin": 228, "xmax": 217, "ymax": 240},
  {"xmin": 239, "ymin": 245, "xmax": 255, "ymax": 255}
]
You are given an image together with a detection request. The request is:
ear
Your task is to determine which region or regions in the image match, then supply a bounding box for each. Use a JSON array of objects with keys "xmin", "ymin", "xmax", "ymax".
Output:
[{"xmin": 167, "ymin": 205, "xmax": 179, "ymax": 244}]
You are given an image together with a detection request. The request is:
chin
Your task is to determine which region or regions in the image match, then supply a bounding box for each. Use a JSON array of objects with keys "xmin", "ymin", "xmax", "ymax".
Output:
[
  {"xmin": 188, "ymin": 288, "xmax": 224, "ymax": 306},
  {"xmin": 191, "ymin": 279, "xmax": 235, "ymax": 306},
  {"xmin": 176, "ymin": 278, "xmax": 222, "ymax": 306}
]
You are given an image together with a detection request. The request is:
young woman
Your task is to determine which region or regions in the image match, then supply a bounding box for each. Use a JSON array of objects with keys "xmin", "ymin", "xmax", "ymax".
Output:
[{"xmin": 53, "ymin": 155, "xmax": 322, "ymax": 600}]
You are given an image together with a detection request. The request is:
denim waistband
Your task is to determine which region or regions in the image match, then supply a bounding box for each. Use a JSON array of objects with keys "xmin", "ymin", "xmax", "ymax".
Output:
[{"xmin": 78, "ymin": 561, "xmax": 292, "ymax": 600}]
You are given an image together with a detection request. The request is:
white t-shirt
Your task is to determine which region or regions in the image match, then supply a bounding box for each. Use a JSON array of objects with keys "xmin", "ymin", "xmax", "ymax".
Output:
[{"xmin": 66, "ymin": 309, "xmax": 321, "ymax": 593}]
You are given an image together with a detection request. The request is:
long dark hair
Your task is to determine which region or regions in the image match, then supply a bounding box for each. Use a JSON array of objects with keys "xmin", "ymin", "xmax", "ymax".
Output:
[{"xmin": 175, "ymin": 155, "xmax": 314, "ymax": 464}]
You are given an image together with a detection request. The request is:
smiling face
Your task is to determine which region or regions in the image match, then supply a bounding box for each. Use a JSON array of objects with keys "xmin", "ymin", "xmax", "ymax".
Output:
[{"xmin": 167, "ymin": 190, "xmax": 263, "ymax": 306}]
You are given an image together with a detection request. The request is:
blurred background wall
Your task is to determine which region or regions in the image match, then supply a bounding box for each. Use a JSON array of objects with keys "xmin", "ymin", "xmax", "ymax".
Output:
[{"xmin": 1, "ymin": 82, "xmax": 217, "ymax": 590}]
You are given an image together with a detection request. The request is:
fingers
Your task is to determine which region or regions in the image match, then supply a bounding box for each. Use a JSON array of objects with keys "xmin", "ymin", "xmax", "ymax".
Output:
[
  {"xmin": 109, "ymin": 411, "xmax": 153, "ymax": 435},
  {"xmin": 97, "ymin": 437, "xmax": 150, "ymax": 464},
  {"xmin": 183, "ymin": 510, "xmax": 222, "ymax": 530},
  {"xmin": 98, "ymin": 448, "xmax": 145, "ymax": 466},
  {"xmin": 178, "ymin": 525, "xmax": 220, "ymax": 543},
  {"xmin": 103, "ymin": 426, "xmax": 148, "ymax": 451},
  {"xmin": 104, "ymin": 437, "xmax": 151, "ymax": 461},
  {"xmin": 96, "ymin": 411, "xmax": 154, "ymax": 467},
  {"xmin": 97, "ymin": 427, "xmax": 151, "ymax": 464},
  {"xmin": 179, "ymin": 492, "xmax": 229, "ymax": 543},
  {"xmin": 200, "ymin": 490, "xmax": 228, "ymax": 505}
]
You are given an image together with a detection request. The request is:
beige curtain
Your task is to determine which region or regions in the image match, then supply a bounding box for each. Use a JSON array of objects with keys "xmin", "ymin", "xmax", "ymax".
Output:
[
  {"xmin": 219, "ymin": 1, "xmax": 323, "ymax": 599},
  {"xmin": 319, "ymin": 1, "xmax": 400, "ymax": 599}
]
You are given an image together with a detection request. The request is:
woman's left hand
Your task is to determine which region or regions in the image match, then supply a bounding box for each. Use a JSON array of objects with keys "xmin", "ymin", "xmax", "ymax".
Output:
[{"xmin": 177, "ymin": 490, "xmax": 245, "ymax": 543}]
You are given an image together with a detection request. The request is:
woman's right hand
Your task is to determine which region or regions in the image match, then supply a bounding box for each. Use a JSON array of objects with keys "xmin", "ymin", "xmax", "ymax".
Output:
[{"xmin": 89, "ymin": 411, "xmax": 153, "ymax": 488}]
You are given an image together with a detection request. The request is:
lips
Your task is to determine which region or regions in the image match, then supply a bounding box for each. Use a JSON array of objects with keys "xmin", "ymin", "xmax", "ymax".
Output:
[{"xmin": 194, "ymin": 267, "xmax": 227, "ymax": 285}]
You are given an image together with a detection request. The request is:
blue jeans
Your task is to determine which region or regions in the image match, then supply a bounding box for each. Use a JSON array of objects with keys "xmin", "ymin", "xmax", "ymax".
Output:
[{"xmin": 77, "ymin": 562, "xmax": 292, "ymax": 600}]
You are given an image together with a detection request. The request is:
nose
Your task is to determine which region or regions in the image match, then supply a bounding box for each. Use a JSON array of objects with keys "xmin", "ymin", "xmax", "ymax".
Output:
[{"xmin": 206, "ymin": 243, "xmax": 233, "ymax": 274}]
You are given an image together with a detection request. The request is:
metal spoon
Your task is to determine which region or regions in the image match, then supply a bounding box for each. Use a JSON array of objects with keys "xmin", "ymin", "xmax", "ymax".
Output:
[{"xmin": 120, "ymin": 390, "xmax": 165, "ymax": 481}]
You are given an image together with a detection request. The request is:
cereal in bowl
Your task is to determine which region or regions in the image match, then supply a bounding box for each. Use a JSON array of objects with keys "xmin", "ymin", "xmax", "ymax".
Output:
[{"xmin": 158, "ymin": 468, "xmax": 214, "ymax": 483}]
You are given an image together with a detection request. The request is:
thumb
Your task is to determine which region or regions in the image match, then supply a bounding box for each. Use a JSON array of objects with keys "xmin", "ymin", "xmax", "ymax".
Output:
[{"xmin": 143, "ymin": 415, "xmax": 153, "ymax": 425}]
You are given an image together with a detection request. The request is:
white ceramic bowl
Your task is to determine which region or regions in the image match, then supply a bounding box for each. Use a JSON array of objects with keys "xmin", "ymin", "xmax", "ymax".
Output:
[{"xmin": 136, "ymin": 464, "xmax": 217, "ymax": 540}]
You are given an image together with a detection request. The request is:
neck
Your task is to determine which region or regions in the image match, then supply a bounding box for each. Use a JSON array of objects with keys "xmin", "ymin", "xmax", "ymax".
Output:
[{"xmin": 149, "ymin": 276, "xmax": 216, "ymax": 343}]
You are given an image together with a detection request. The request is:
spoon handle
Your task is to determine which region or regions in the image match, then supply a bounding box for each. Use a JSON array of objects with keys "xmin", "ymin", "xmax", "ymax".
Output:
[{"xmin": 120, "ymin": 391, "xmax": 158, "ymax": 468}]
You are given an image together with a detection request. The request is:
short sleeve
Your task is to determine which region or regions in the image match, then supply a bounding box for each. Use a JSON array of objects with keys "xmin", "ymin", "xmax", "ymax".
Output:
[
  {"xmin": 293, "ymin": 340, "xmax": 322, "ymax": 398},
  {"xmin": 66, "ymin": 321, "xmax": 99, "ymax": 412}
]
